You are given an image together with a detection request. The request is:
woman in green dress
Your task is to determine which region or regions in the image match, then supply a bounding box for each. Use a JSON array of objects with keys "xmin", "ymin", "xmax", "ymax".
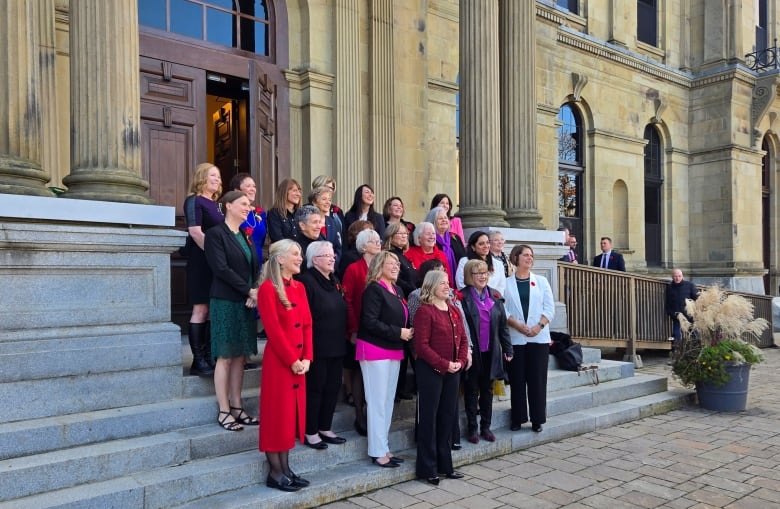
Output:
[{"xmin": 204, "ymin": 190, "xmax": 261, "ymax": 431}]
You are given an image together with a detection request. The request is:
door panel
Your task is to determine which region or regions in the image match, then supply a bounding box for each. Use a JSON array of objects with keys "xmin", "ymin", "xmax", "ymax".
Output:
[{"xmin": 140, "ymin": 56, "xmax": 206, "ymax": 330}]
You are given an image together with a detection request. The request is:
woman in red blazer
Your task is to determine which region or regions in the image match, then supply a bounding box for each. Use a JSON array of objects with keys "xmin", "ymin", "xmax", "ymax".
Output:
[
  {"xmin": 257, "ymin": 239, "xmax": 313, "ymax": 492},
  {"xmin": 413, "ymin": 270, "xmax": 470, "ymax": 485}
]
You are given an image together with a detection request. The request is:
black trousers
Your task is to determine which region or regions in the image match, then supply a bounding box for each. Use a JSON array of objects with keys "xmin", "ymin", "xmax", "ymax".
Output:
[
  {"xmin": 305, "ymin": 356, "xmax": 343, "ymax": 434},
  {"xmin": 415, "ymin": 359, "xmax": 459, "ymax": 478},
  {"xmin": 464, "ymin": 349, "xmax": 494, "ymax": 434},
  {"xmin": 507, "ymin": 343, "xmax": 549, "ymax": 427}
]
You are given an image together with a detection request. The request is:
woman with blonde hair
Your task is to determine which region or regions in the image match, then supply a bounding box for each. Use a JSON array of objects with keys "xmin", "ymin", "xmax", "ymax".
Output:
[
  {"xmin": 257, "ymin": 239, "xmax": 313, "ymax": 491},
  {"xmin": 267, "ymin": 178, "xmax": 302, "ymax": 242},
  {"xmin": 358, "ymin": 250, "xmax": 413, "ymax": 467},
  {"xmin": 413, "ymin": 269, "xmax": 469, "ymax": 485},
  {"xmin": 308, "ymin": 186, "xmax": 343, "ymax": 264},
  {"xmin": 182, "ymin": 162, "xmax": 223, "ymax": 377}
]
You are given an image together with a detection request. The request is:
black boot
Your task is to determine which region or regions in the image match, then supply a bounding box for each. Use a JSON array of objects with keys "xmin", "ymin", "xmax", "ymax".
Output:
[
  {"xmin": 188, "ymin": 322, "xmax": 215, "ymax": 377},
  {"xmin": 204, "ymin": 320, "xmax": 217, "ymax": 369}
]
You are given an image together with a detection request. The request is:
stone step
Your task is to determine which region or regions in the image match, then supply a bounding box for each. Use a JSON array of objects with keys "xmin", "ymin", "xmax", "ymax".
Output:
[
  {"xmin": 0, "ymin": 372, "xmax": 672, "ymax": 506},
  {"xmin": 2, "ymin": 350, "xmax": 616, "ymax": 462},
  {"xmin": 172, "ymin": 390, "xmax": 694, "ymax": 509}
]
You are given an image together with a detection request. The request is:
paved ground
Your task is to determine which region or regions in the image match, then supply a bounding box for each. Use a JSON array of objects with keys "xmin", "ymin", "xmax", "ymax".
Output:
[{"xmin": 322, "ymin": 348, "xmax": 780, "ymax": 509}]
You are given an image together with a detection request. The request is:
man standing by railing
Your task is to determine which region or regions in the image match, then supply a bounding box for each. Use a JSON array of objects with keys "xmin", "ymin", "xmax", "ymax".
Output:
[
  {"xmin": 593, "ymin": 237, "xmax": 625, "ymax": 271},
  {"xmin": 665, "ymin": 269, "xmax": 699, "ymax": 350}
]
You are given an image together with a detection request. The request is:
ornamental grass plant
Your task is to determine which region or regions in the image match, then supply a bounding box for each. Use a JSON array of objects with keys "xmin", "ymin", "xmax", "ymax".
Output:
[{"xmin": 671, "ymin": 285, "xmax": 767, "ymax": 388}]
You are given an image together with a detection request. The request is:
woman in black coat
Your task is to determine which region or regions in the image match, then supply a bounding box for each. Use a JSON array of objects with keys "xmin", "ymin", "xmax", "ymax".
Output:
[
  {"xmin": 298, "ymin": 240, "xmax": 348, "ymax": 449},
  {"xmin": 459, "ymin": 259, "xmax": 513, "ymax": 444},
  {"xmin": 204, "ymin": 191, "xmax": 260, "ymax": 431}
]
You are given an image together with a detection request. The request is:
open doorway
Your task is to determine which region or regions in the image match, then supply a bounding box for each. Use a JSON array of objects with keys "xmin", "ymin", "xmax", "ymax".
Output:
[{"xmin": 206, "ymin": 73, "xmax": 250, "ymax": 189}]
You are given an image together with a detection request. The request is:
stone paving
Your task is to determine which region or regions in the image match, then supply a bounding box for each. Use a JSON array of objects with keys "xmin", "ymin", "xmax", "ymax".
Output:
[{"xmin": 322, "ymin": 348, "xmax": 780, "ymax": 509}]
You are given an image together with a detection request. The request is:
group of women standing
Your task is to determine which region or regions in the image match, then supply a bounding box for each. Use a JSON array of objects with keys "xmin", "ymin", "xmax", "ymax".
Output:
[{"xmin": 183, "ymin": 162, "xmax": 556, "ymax": 490}]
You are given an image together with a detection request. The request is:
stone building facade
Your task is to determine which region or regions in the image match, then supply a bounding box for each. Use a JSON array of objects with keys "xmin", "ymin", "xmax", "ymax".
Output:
[{"xmin": 2, "ymin": 0, "xmax": 779, "ymax": 296}]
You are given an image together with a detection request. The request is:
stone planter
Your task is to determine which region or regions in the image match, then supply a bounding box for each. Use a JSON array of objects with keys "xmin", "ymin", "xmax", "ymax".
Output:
[{"xmin": 695, "ymin": 363, "xmax": 752, "ymax": 412}]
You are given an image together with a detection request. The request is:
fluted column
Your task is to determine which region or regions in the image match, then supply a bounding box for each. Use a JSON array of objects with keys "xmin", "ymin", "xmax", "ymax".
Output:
[
  {"xmin": 0, "ymin": 1, "xmax": 52, "ymax": 196},
  {"xmin": 39, "ymin": 0, "xmax": 61, "ymax": 185},
  {"xmin": 459, "ymin": 0, "xmax": 507, "ymax": 227},
  {"xmin": 369, "ymin": 0, "xmax": 396, "ymax": 202},
  {"xmin": 500, "ymin": 0, "xmax": 544, "ymax": 229},
  {"xmin": 334, "ymin": 0, "xmax": 364, "ymax": 197},
  {"xmin": 62, "ymin": 0, "xmax": 151, "ymax": 204}
]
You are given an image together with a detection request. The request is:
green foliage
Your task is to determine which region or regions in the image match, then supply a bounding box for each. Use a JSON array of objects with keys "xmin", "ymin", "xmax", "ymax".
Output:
[{"xmin": 672, "ymin": 339, "xmax": 763, "ymax": 388}]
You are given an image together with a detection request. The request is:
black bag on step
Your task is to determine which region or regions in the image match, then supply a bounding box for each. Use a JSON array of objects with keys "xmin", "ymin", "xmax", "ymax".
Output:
[{"xmin": 549, "ymin": 331, "xmax": 583, "ymax": 371}]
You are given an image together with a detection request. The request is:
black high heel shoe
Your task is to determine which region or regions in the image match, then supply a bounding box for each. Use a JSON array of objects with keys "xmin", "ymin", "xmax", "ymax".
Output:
[
  {"xmin": 217, "ymin": 410, "xmax": 243, "ymax": 432},
  {"xmin": 424, "ymin": 476, "xmax": 440, "ymax": 486},
  {"xmin": 371, "ymin": 457, "xmax": 399, "ymax": 468}
]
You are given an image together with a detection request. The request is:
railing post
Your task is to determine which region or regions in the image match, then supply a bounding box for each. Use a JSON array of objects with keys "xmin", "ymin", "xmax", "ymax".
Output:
[{"xmin": 623, "ymin": 277, "xmax": 643, "ymax": 367}]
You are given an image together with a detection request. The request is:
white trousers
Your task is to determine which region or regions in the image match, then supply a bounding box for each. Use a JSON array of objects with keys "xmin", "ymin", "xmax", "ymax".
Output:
[{"xmin": 359, "ymin": 359, "xmax": 400, "ymax": 458}]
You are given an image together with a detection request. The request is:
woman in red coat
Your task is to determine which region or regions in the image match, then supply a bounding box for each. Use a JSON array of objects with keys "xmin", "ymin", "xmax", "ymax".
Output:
[{"xmin": 257, "ymin": 239, "xmax": 313, "ymax": 492}]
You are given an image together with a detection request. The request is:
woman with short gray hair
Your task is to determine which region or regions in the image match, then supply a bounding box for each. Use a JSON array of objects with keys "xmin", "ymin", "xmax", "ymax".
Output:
[
  {"xmin": 294, "ymin": 205, "xmax": 324, "ymax": 271},
  {"xmin": 406, "ymin": 222, "xmax": 448, "ymax": 276},
  {"xmin": 298, "ymin": 241, "xmax": 348, "ymax": 449}
]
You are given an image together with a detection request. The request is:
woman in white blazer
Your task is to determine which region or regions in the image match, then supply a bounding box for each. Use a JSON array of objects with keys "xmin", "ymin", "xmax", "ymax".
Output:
[{"xmin": 503, "ymin": 244, "xmax": 555, "ymax": 433}]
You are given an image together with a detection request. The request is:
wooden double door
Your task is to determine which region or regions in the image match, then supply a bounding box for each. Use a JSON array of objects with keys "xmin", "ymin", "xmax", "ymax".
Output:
[{"xmin": 139, "ymin": 33, "xmax": 289, "ymax": 328}]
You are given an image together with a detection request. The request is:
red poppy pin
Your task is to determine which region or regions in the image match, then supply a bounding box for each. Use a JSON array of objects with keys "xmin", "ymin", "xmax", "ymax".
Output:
[
  {"xmin": 531, "ymin": 281, "xmax": 536, "ymax": 287},
  {"xmin": 452, "ymin": 289, "xmax": 463, "ymax": 301},
  {"xmin": 492, "ymin": 291, "xmax": 501, "ymax": 299}
]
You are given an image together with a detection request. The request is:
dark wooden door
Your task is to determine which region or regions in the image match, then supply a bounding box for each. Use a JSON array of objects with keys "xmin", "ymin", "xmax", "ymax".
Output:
[
  {"xmin": 250, "ymin": 60, "xmax": 289, "ymax": 208},
  {"xmin": 140, "ymin": 56, "xmax": 207, "ymax": 329}
]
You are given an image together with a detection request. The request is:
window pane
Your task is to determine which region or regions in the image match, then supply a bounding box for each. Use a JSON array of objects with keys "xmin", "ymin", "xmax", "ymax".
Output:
[
  {"xmin": 204, "ymin": 0, "xmax": 235, "ymax": 10},
  {"xmin": 559, "ymin": 172, "xmax": 580, "ymax": 218},
  {"xmin": 138, "ymin": 0, "xmax": 166, "ymax": 30},
  {"xmin": 558, "ymin": 105, "xmax": 581, "ymax": 163},
  {"xmin": 240, "ymin": 20, "xmax": 267, "ymax": 54},
  {"xmin": 556, "ymin": 0, "xmax": 578, "ymax": 15},
  {"xmin": 637, "ymin": 0, "xmax": 657, "ymax": 46},
  {"xmin": 170, "ymin": 0, "xmax": 203, "ymax": 40},
  {"xmin": 206, "ymin": 7, "xmax": 235, "ymax": 47}
]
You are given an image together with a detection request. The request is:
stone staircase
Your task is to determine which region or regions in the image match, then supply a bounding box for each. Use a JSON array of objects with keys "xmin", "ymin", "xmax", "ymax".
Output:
[{"xmin": 0, "ymin": 346, "xmax": 693, "ymax": 509}]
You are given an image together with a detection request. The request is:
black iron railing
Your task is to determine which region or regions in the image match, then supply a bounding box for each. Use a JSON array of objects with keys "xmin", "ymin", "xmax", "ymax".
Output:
[{"xmin": 746, "ymin": 40, "xmax": 780, "ymax": 71}]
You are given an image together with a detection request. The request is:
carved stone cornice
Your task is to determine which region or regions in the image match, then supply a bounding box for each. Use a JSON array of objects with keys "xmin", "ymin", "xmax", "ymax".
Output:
[
  {"xmin": 556, "ymin": 28, "xmax": 691, "ymax": 87},
  {"xmin": 751, "ymin": 72, "xmax": 780, "ymax": 147}
]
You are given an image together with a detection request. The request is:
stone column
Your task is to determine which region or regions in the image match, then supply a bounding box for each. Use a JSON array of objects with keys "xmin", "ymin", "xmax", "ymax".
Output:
[
  {"xmin": 500, "ymin": 0, "xmax": 544, "ymax": 229},
  {"xmin": 458, "ymin": 0, "xmax": 507, "ymax": 227},
  {"xmin": 334, "ymin": 0, "xmax": 364, "ymax": 196},
  {"xmin": 0, "ymin": 1, "xmax": 52, "ymax": 197},
  {"xmin": 62, "ymin": 0, "xmax": 151, "ymax": 204},
  {"xmin": 39, "ymin": 0, "xmax": 61, "ymax": 185},
  {"xmin": 369, "ymin": 0, "xmax": 396, "ymax": 202}
]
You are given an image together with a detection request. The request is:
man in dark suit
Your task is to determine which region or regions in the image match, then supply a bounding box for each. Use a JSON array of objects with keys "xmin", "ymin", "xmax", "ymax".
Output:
[{"xmin": 592, "ymin": 236, "xmax": 625, "ymax": 271}]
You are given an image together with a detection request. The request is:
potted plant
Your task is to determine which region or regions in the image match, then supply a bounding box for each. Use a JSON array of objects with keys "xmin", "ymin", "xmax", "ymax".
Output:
[{"xmin": 671, "ymin": 285, "xmax": 768, "ymax": 411}]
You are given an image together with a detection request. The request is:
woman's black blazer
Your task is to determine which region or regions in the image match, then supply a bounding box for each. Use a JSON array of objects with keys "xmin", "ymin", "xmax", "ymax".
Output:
[
  {"xmin": 205, "ymin": 222, "xmax": 260, "ymax": 302},
  {"xmin": 357, "ymin": 281, "xmax": 407, "ymax": 351}
]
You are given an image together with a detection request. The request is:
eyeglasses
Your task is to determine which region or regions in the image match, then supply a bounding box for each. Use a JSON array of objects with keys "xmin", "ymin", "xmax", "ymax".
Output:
[
  {"xmin": 472, "ymin": 272, "xmax": 489, "ymax": 277},
  {"xmin": 314, "ymin": 254, "xmax": 336, "ymax": 259},
  {"xmin": 368, "ymin": 239, "xmax": 382, "ymax": 245}
]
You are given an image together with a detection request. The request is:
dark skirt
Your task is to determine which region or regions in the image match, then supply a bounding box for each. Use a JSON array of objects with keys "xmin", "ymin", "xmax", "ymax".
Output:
[
  {"xmin": 186, "ymin": 246, "xmax": 212, "ymax": 305},
  {"xmin": 210, "ymin": 298, "xmax": 258, "ymax": 360}
]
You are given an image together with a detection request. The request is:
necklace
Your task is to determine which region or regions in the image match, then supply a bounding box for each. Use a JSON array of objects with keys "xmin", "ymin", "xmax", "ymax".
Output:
[
  {"xmin": 516, "ymin": 276, "xmax": 530, "ymax": 283},
  {"xmin": 245, "ymin": 208, "xmax": 258, "ymax": 228}
]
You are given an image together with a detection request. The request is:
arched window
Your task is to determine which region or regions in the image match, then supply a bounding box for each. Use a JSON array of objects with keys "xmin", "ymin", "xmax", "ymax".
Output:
[
  {"xmin": 138, "ymin": 0, "xmax": 271, "ymax": 56},
  {"xmin": 644, "ymin": 125, "xmax": 662, "ymax": 266},
  {"xmin": 558, "ymin": 103, "xmax": 584, "ymax": 261}
]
